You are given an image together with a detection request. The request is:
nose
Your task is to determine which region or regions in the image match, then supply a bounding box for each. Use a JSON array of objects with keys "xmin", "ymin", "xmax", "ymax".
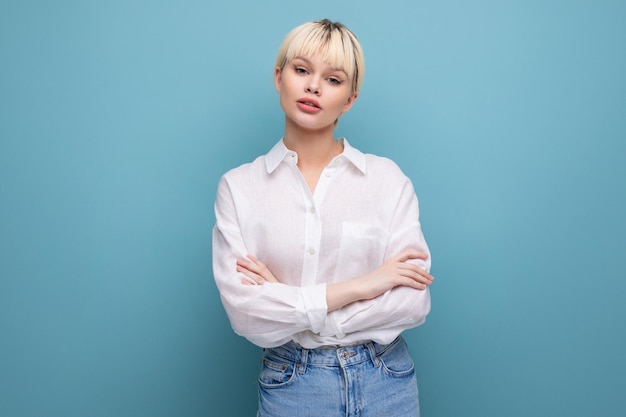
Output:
[{"xmin": 306, "ymin": 84, "xmax": 320, "ymax": 95}]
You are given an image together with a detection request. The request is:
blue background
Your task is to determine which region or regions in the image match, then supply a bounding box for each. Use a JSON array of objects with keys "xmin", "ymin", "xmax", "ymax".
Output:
[{"xmin": 1, "ymin": 1, "xmax": 625, "ymax": 416}]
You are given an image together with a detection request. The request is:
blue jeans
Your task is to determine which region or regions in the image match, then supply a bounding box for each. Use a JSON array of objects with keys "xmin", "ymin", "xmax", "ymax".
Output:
[{"xmin": 257, "ymin": 336, "xmax": 420, "ymax": 417}]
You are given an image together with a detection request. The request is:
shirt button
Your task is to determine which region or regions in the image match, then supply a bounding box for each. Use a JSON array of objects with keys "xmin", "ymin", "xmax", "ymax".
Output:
[
  {"xmin": 309, "ymin": 207, "xmax": 316, "ymax": 214},
  {"xmin": 308, "ymin": 247, "xmax": 316, "ymax": 255},
  {"xmin": 325, "ymin": 171, "xmax": 331, "ymax": 177}
]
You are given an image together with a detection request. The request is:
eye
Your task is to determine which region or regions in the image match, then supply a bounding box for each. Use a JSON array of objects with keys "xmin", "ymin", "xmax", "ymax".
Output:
[
  {"xmin": 294, "ymin": 66, "xmax": 308, "ymax": 75},
  {"xmin": 327, "ymin": 77, "xmax": 342, "ymax": 85}
]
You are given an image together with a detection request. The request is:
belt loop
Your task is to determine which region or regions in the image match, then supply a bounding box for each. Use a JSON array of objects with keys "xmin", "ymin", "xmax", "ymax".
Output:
[
  {"xmin": 366, "ymin": 341, "xmax": 381, "ymax": 368},
  {"xmin": 298, "ymin": 347, "xmax": 309, "ymax": 374}
]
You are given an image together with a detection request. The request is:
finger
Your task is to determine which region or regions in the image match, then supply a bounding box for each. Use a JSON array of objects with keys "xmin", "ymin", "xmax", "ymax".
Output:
[
  {"xmin": 397, "ymin": 262, "xmax": 433, "ymax": 278},
  {"xmin": 243, "ymin": 255, "xmax": 272, "ymax": 277},
  {"xmin": 247, "ymin": 254, "xmax": 268, "ymax": 269},
  {"xmin": 399, "ymin": 276, "xmax": 427, "ymax": 290},
  {"xmin": 236, "ymin": 263, "xmax": 266, "ymax": 285},
  {"xmin": 238, "ymin": 257, "xmax": 271, "ymax": 281},
  {"xmin": 245, "ymin": 255, "xmax": 279, "ymax": 283},
  {"xmin": 397, "ymin": 264, "xmax": 434, "ymax": 284},
  {"xmin": 238, "ymin": 257, "xmax": 261, "ymax": 273},
  {"xmin": 414, "ymin": 269, "xmax": 434, "ymax": 285}
]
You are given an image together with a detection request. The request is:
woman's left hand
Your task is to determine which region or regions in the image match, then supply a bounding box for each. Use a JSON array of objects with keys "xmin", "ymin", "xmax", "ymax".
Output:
[{"xmin": 236, "ymin": 255, "xmax": 280, "ymax": 285}]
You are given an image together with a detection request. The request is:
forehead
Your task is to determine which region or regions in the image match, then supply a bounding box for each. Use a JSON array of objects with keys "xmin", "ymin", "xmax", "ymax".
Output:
[
  {"xmin": 291, "ymin": 55, "xmax": 348, "ymax": 74},
  {"xmin": 285, "ymin": 42, "xmax": 355, "ymax": 79}
]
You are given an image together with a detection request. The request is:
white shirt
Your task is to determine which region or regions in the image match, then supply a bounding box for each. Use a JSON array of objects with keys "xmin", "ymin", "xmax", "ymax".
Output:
[{"xmin": 212, "ymin": 138, "xmax": 431, "ymax": 348}]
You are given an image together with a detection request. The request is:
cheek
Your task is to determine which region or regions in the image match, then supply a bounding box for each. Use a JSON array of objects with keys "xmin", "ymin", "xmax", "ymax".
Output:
[
  {"xmin": 337, "ymin": 96, "xmax": 351, "ymax": 110},
  {"xmin": 281, "ymin": 79, "xmax": 300, "ymax": 97},
  {"xmin": 342, "ymin": 93, "xmax": 356, "ymax": 111},
  {"xmin": 278, "ymin": 93, "xmax": 289, "ymax": 112}
]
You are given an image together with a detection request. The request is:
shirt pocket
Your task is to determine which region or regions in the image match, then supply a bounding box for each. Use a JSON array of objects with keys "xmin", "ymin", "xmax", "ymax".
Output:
[{"xmin": 337, "ymin": 222, "xmax": 389, "ymax": 276}]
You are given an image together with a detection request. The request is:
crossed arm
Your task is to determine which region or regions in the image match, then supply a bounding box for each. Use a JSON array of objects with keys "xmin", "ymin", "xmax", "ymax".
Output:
[
  {"xmin": 213, "ymin": 168, "xmax": 433, "ymax": 346},
  {"xmin": 237, "ymin": 249, "xmax": 434, "ymax": 313}
]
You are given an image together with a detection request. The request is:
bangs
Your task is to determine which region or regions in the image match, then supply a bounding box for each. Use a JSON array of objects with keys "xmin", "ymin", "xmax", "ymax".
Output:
[
  {"xmin": 275, "ymin": 20, "xmax": 364, "ymax": 92},
  {"xmin": 285, "ymin": 28, "xmax": 357, "ymax": 81}
]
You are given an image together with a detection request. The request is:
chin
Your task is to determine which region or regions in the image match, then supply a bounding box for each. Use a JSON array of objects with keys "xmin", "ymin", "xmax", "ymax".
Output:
[{"xmin": 292, "ymin": 117, "xmax": 335, "ymax": 131}]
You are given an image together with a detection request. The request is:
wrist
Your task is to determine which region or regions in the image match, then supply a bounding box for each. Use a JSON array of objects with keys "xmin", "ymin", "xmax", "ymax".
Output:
[{"xmin": 326, "ymin": 279, "xmax": 363, "ymax": 313}]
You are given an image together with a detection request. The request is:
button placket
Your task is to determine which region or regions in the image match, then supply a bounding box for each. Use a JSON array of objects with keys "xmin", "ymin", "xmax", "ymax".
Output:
[{"xmin": 301, "ymin": 188, "xmax": 320, "ymax": 286}]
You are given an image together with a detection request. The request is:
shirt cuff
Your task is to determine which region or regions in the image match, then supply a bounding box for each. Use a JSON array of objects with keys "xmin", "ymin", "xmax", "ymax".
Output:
[
  {"xmin": 301, "ymin": 283, "xmax": 328, "ymax": 334},
  {"xmin": 320, "ymin": 311, "xmax": 345, "ymax": 338}
]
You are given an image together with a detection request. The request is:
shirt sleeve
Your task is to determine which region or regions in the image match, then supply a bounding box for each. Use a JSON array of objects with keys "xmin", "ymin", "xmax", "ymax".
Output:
[
  {"xmin": 212, "ymin": 176, "xmax": 328, "ymax": 348},
  {"xmin": 322, "ymin": 177, "xmax": 432, "ymax": 339}
]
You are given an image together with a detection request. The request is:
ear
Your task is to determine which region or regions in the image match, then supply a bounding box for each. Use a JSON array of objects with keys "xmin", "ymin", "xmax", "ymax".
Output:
[
  {"xmin": 274, "ymin": 67, "xmax": 282, "ymax": 93},
  {"xmin": 342, "ymin": 91, "xmax": 359, "ymax": 113}
]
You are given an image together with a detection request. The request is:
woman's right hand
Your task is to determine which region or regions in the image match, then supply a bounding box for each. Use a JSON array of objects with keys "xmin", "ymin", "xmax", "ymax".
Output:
[{"xmin": 236, "ymin": 255, "xmax": 280, "ymax": 285}]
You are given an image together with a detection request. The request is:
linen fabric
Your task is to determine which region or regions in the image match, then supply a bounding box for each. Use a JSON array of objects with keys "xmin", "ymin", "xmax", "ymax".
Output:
[{"xmin": 212, "ymin": 138, "xmax": 431, "ymax": 348}]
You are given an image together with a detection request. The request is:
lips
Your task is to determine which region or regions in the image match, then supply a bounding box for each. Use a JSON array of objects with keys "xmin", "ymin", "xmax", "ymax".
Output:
[{"xmin": 296, "ymin": 97, "xmax": 321, "ymax": 113}]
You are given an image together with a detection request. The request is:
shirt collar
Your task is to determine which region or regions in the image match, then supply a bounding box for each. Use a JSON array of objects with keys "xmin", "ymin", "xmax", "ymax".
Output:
[{"xmin": 264, "ymin": 138, "xmax": 367, "ymax": 174}]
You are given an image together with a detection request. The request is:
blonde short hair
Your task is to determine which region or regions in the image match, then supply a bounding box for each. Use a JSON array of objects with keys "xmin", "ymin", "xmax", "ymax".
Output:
[{"xmin": 275, "ymin": 19, "xmax": 365, "ymax": 93}]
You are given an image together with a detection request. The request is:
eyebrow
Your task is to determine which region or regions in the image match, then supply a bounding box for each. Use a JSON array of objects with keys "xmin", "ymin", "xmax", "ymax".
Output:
[{"xmin": 293, "ymin": 56, "xmax": 348, "ymax": 75}]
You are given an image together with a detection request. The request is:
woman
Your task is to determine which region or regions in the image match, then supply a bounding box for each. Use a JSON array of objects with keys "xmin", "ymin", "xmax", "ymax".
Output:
[{"xmin": 212, "ymin": 19, "xmax": 433, "ymax": 417}]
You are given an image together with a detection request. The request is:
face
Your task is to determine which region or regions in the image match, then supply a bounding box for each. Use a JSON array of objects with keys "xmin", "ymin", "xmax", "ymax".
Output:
[{"xmin": 274, "ymin": 54, "xmax": 358, "ymax": 132}]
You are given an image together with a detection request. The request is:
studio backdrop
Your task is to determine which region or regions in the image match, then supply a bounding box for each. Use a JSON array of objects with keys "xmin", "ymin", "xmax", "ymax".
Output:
[{"xmin": 1, "ymin": 1, "xmax": 624, "ymax": 416}]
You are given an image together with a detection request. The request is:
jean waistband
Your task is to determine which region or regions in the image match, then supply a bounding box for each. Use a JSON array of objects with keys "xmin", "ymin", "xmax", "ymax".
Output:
[{"xmin": 263, "ymin": 336, "xmax": 403, "ymax": 368}]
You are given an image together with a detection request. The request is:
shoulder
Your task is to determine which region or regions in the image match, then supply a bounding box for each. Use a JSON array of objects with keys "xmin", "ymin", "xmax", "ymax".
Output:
[
  {"xmin": 342, "ymin": 139, "xmax": 407, "ymax": 181},
  {"xmin": 215, "ymin": 156, "xmax": 269, "ymax": 207},
  {"xmin": 219, "ymin": 155, "xmax": 267, "ymax": 183},
  {"xmin": 219, "ymin": 139, "xmax": 287, "ymax": 184},
  {"xmin": 363, "ymin": 153, "xmax": 408, "ymax": 182}
]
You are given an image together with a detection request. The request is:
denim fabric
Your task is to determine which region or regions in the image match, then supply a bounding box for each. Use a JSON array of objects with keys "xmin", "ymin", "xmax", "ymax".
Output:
[{"xmin": 257, "ymin": 336, "xmax": 420, "ymax": 417}]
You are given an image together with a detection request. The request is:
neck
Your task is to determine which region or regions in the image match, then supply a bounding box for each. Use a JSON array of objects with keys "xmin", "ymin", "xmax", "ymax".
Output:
[{"xmin": 282, "ymin": 118, "xmax": 343, "ymax": 169}]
